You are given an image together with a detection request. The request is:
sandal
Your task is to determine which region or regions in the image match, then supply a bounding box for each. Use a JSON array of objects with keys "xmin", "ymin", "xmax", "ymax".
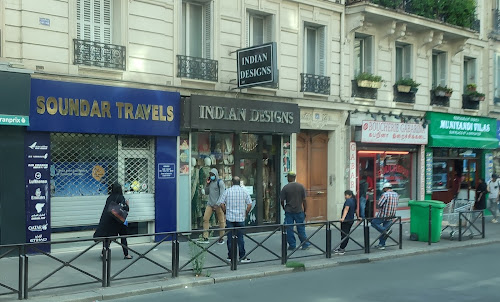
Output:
[{"xmin": 124, "ymin": 255, "xmax": 133, "ymax": 260}]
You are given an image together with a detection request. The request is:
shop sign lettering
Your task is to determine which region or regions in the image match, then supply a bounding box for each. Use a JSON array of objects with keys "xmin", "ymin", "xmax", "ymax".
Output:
[
  {"xmin": 361, "ymin": 121, "xmax": 428, "ymax": 145},
  {"xmin": 237, "ymin": 42, "xmax": 277, "ymax": 88},
  {"xmin": 199, "ymin": 105, "xmax": 294, "ymax": 124}
]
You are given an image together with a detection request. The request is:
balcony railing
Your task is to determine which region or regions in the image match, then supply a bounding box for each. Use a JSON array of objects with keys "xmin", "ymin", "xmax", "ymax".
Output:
[
  {"xmin": 346, "ymin": 0, "xmax": 479, "ymax": 31},
  {"xmin": 300, "ymin": 73, "xmax": 331, "ymax": 95},
  {"xmin": 73, "ymin": 39, "xmax": 126, "ymax": 70},
  {"xmin": 177, "ymin": 55, "xmax": 218, "ymax": 82}
]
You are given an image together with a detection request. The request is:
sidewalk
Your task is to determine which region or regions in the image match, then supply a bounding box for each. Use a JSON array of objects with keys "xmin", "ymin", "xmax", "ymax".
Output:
[{"xmin": 1, "ymin": 219, "xmax": 499, "ymax": 302}]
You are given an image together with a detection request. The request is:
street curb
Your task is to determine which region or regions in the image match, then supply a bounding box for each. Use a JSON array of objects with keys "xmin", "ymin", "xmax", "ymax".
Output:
[{"xmin": 15, "ymin": 237, "xmax": 500, "ymax": 302}]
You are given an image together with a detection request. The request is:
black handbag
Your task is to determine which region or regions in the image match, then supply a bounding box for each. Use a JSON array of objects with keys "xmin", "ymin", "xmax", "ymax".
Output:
[{"xmin": 108, "ymin": 197, "xmax": 128, "ymax": 223}]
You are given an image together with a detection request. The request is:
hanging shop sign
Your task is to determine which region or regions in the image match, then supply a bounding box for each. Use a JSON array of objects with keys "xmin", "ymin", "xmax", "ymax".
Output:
[
  {"xmin": 426, "ymin": 112, "xmax": 497, "ymax": 149},
  {"xmin": 25, "ymin": 132, "xmax": 51, "ymax": 249},
  {"xmin": 237, "ymin": 42, "xmax": 278, "ymax": 88},
  {"xmin": 184, "ymin": 95, "xmax": 300, "ymax": 134},
  {"xmin": 28, "ymin": 79, "xmax": 180, "ymax": 136},
  {"xmin": 361, "ymin": 121, "xmax": 428, "ymax": 144}
]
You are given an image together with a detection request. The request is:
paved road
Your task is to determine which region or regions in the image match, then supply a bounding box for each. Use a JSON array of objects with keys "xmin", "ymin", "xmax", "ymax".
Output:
[{"xmin": 110, "ymin": 243, "xmax": 499, "ymax": 302}]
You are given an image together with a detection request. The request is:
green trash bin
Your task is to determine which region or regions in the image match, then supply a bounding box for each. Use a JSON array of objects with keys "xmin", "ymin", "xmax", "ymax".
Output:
[{"xmin": 408, "ymin": 200, "xmax": 446, "ymax": 243}]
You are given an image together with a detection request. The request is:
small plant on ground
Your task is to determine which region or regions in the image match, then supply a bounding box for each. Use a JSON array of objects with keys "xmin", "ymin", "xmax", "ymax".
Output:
[{"xmin": 189, "ymin": 239, "xmax": 206, "ymax": 276}]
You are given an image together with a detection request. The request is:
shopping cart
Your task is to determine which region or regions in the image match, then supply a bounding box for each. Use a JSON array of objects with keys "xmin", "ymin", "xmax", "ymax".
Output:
[{"xmin": 441, "ymin": 197, "xmax": 475, "ymax": 240}]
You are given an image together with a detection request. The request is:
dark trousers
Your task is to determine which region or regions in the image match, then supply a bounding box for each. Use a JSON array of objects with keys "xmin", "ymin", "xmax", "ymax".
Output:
[
  {"xmin": 103, "ymin": 224, "xmax": 129, "ymax": 256},
  {"xmin": 226, "ymin": 221, "xmax": 246, "ymax": 259},
  {"xmin": 340, "ymin": 221, "xmax": 354, "ymax": 249}
]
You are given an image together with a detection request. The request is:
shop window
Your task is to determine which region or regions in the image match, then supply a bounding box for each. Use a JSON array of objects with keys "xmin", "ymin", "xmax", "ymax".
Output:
[{"xmin": 375, "ymin": 153, "xmax": 412, "ymax": 201}]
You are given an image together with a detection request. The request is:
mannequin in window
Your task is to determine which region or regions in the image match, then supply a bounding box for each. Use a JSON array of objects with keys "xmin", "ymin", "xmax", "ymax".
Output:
[
  {"xmin": 198, "ymin": 157, "xmax": 213, "ymax": 227},
  {"xmin": 191, "ymin": 157, "xmax": 201, "ymax": 229},
  {"xmin": 263, "ymin": 156, "xmax": 271, "ymax": 221}
]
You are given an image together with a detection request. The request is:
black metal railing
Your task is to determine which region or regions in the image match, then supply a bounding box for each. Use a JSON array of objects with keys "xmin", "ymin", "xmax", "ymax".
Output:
[
  {"xmin": 300, "ymin": 73, "xmax": 331, "ymax": 95},
  {"xmin": 1, "ymin": 217, "xmax": 404, "ymax": 300},
  {"xmin": 458, "ymin": 210, "xmax": 485, "ymax": 241},
  {"xmin": 177, "ymin": 55, "xmax": 218, "ymax": 82},
  {"xmin": 73, "ymin": 39, "xmax": 126, "ymax": 70},
  {"xmin": 346, "ymin": 0, "xmax": 480, "ymax": 31}
]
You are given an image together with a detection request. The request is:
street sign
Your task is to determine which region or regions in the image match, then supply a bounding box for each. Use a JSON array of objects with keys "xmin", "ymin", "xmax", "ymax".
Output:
[{"xmin": 0, "ymin": 114, "xmax": 29, "ymax": 126}]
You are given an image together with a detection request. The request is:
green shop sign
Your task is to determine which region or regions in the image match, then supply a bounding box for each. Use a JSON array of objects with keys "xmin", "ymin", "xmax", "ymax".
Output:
[
  {"xmin": 426, "ymin": 112, "xmax": 497, "ymax": 149},
  {"xmin": 0, "ymin": 114, "xmax": 29, "ymax": 126}
]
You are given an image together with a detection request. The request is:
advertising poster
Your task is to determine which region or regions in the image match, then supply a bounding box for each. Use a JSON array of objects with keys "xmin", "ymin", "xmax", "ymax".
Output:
[{"xmin": 25, "ymin": 132, "xmax": 51, "ymax": 252}]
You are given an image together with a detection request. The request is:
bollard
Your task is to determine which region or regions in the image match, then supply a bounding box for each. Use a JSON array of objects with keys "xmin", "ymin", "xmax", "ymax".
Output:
[
  {"xmin": 326, "ymin": 223, "xmax": 331, "ymax": 258},
  {"xmin": 231, "ymin": 228, "xmax": 237, "ymax": 271},
  {"xmin": 458, "ymin": 214, "xmax": 462, "ymax": 241},
  {"xmin": 281, "ymin": 225, "xmax": 287, "ymax": 265},
  {"xmin": 482, "ymin": 212, "xmax": 485, "ymax": 238},
  {"xmin": 19, "ymin": 246, "xmax": 24, "ymax": 300},
  {"xmin": 24, "ymin": 251, "xmax": 28, "ymax": 299},
  {"xmin": 101, "ymin": 240, "xmax": 106, "ymax": 287},
  {"xmin": 105, "ymin": 239, "xmax": 111, "ymax": 287},
  {"xmin": 399, "ymin": 218, "xmax": 402, "ymax": 249},
  {"xmin": 364, "ymin": 219, "xmax": 370, "ymax": 254},
  {"xmin": 172, "ymin": 233, "xmax": 178, "ymax": 278},
  {"xmin": 428, "ymin": 205, "xmax": 432, "ymax": 245}
]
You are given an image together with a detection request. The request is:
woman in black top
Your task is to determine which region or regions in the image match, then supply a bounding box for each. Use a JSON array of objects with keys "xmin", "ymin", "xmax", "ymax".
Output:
[
  {"xmin": 475, "ymin": 178, "xmax": 487, "ymax": 210},
  {"xmin": 94, "ymin": 182, "xmax": 133, "ymax": 259}
]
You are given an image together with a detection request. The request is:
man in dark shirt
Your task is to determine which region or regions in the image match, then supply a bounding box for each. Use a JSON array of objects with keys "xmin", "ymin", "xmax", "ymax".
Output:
[{"xmin": 280, "ymin": 171, "xmax": 310, "ymax": 250}]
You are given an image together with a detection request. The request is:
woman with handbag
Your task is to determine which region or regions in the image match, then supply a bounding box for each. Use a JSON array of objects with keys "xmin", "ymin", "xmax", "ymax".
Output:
[{"xmin": 94, "ymin": 182, "xmax": 133, "ymax": 259}]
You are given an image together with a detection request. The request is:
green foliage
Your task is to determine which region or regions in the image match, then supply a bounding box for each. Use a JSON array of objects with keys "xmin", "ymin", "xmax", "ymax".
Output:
[
  {"xmin": 372, "ymin": 0, "xmax": 403, "ymax": 9},
  {"xmin": 189, "ymin": 240, "xmax": 206, "ymax": 276},
  {"xmin": 395, "ymin": 78, "xmax": 420, "ymax": 88},
  {"xmin": 466, "ymin": 83, "xmax": 477, "ymax": 90},
  {"xmin": 434, "ymin": 85, "xmax": 453, "ymax": 94},
  {"xmin": 355, "ymin": 72, "xmax": 383, "ymax": 82},
  {"xmin": 464, "ymin": 90, "xmax": 485, "ymax": 98}
]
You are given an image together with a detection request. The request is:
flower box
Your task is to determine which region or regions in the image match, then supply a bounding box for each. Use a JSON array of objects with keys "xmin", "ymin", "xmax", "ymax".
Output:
[{"xmin": 397, "ymin": 85, "xmax": 411, "ymax": 93}]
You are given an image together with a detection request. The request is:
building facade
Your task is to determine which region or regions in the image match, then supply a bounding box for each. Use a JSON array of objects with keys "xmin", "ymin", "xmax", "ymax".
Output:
[{"xmin": 0, "ymin": 0, "xmax": 498, "ymax": 244}]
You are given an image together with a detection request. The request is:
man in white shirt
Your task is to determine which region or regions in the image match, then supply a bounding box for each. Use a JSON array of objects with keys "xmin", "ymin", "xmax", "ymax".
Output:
[{"xmin": 487, "ymin": 174, "xmax": 500, "ymax": 223}]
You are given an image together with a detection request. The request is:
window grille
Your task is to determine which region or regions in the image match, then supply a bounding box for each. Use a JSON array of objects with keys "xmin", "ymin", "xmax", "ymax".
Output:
[{"xmin": 50, "ymin": 133, "xmax": 155, "ymax": 197}]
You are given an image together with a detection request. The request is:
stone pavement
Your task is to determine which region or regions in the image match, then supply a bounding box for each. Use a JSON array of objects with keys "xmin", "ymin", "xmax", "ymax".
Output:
[{"xmin": 1, "ymin": 217, "xmax": 499, "ymax": 302}]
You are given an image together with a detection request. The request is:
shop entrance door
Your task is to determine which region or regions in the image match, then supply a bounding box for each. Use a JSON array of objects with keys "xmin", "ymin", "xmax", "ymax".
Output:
[{"xmin": 296, "ymin": 131, "xmax": 328, "ymax": 221}]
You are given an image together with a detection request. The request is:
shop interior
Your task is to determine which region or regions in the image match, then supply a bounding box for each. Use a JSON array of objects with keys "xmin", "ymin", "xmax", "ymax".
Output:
[
  {"xmin": 190, "ymin": 132, "xmax": 283, "ymax": 230},
  {"xmin": 358, "ymin": 151, "xmax": 413, "ymax": 218},
  {"xmin": 431, "ymin": 148, "xmax": 480, "ymax": 203}
]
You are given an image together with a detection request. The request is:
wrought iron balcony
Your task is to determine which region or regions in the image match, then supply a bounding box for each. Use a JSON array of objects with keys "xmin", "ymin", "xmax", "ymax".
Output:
[
  {"xmin": 73, "ymin": 39, "xmax": 126, "ymax": 70},
  {"xmin": 300, "ymin": 73, "xmax": 330, "ymax": 95},
  {"xmin": 177, "ymin": 55, "xmax": 218, "ymax": 82}
]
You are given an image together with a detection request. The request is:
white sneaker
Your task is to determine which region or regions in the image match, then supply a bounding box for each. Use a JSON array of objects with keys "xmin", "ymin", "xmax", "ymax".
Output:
[
  {"xmin": 240, "ymin": 258, "xmax": 251, "ymax": 263},
  {"xmin": 492, "ymin": 219, "xmax": 498, "ymax": 224}
]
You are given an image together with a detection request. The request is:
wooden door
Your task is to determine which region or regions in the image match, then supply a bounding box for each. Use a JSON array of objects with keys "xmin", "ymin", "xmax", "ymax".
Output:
[{"xmin": 297, "ymin": 131, "xmax": 328, "ymax": 221}]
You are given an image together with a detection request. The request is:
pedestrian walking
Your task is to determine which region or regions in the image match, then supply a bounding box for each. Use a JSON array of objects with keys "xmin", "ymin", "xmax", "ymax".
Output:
[
  {"xmin": 487, "ymin": 174, "xmax": 500, "ymax": 223},
  {"xmin": 217, "ymin": 176, "xmax": 252, "ymax": 263},
  {"xmin": 199, "ymin": 168, "xmax": 226, "ymax": 244},
  {"xmin": 334, "ymin": 190, "xmax": 359, "ymax": 255},
  {"xmin": 94, "ymin": 182, "xmax": 133, "ymax": 259},
  {"xmin": 280, "ymin": 171, "xmax": 311, "ymax": 250},
  {"xmin": 475, "ymin": 178, "xmax": 487, "ymax": 211},
  {"xmin": 359, "ymin": 175, "xmax": 368, "ymax": 218},
  {"xmin": 371, "ymin": 182, "xmax": 398, "ymax": 250}
]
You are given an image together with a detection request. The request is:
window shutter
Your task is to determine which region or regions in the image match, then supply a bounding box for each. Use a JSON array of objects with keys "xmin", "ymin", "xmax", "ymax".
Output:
[
  {"xmin": 204, "ymin": 1, "xmax": 212, "ymax": 59},
  {"xmin": 77, "ymin": 0, "xmax": 111, "ymax": 43},
  {"xmin": 439, "ymin": 53, "xmax": 447, "ymax": 86},
  {"xmin": 364, "ymin": 36, "xmax": 373, "ymax": 74},
  {"xmin": 264, "ymin": 15, "xmax": 274, "ymax": 43},
  {"xmin": 246, "ymin": 12, "xmax": 250, "ymax": 47},
  {"xmin": 318, "ymin": 26, "xmax": 326, "ymax": 76},
  {"xmin": 403, "ymin": 45, "xmax": 412, "ymax": 79},
  {"xmin": 496, "ymin": 54, "xmax": 500, "ymax": 97},
  {"xmin": 468, "ymin": 59, "xmax": 476, "ymax": 83}
]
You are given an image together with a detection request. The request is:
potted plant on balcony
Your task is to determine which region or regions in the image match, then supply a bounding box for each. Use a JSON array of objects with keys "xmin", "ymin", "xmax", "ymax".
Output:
[
  {"xmin": 395, "ymin": 78, "xmax": 420, "ymax": 93},
  {"xmin": 466, "ymin": 83, "xmax": 477, "ymax": 92},
  {"xmin": 355, "ymin": 72, "xmax": 383, "ymax": 89},
  {"xmin": 433, "ymin": 85, "xmax": 453, "ymax": 97},
  {"xmin": 465, "ymin": 90, "xmax": 485, "ymax": 102}
]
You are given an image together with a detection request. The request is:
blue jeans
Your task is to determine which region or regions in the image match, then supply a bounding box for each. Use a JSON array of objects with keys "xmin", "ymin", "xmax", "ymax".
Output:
[
  {"xmin": 226, "ymin": 221, "xmax": 246, "ymax": 259},
  {"xmin": 284, "ymin": 212, "xmax": 310, "ymax": 249},
  {"xmin": 359, "ymin": 196, "xmax": 367, "ymax": 218},
  {"xmin": 371, "ymin": 218, "xmax": 392, "ymax": 246}
]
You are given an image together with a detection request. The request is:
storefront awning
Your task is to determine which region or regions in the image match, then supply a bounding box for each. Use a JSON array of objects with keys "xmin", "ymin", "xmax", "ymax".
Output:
[
  {"xmin": 426, "ymin": 112, "xmax": 498, "ymax": 149},
  {"xmin": 428, "ymin": 134, "xmax": 499, "ymax": 149}
]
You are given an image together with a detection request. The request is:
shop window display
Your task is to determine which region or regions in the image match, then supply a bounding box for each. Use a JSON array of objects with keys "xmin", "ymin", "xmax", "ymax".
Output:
[
  {"xmin": 376, "ymin": 153, "xmax": 411, "ymax": 201},
  {"xmin": 191, "ymin": 132, "xmax": 235, "ymax": 229}
]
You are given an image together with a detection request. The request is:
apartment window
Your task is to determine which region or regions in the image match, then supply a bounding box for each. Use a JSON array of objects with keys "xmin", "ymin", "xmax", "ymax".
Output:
[
  {"xmin": 395, "ymin": 43, "xmax": 412, "ymax": 80},
  {"xmin": 182, "ymin": 1, "xmax": 212, "ymax": 59},
  {"xmin": 495, "ymin": 54, "xmax": 500, "ymax": 101},
  {"xmin": 304, "ymin": 24, "xmax": 326, "ymax": 75},
  {"xmin": 247, "ymin": 13, "xmax": 274, "ymax": 46},
  {"xmin": 354, "ymin": 34, "xmax": 373, "ymax": 76},
  {"xmin": 432, "ymin": 51, "xmax": 447, "ymax": 87},
  {"xmin": 77, "ymin": 0, "xmax": 112, "ymax": 43},
  {"xmin": 464, "ymin": 57, "xmax": 477, "ymax": 90}
]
